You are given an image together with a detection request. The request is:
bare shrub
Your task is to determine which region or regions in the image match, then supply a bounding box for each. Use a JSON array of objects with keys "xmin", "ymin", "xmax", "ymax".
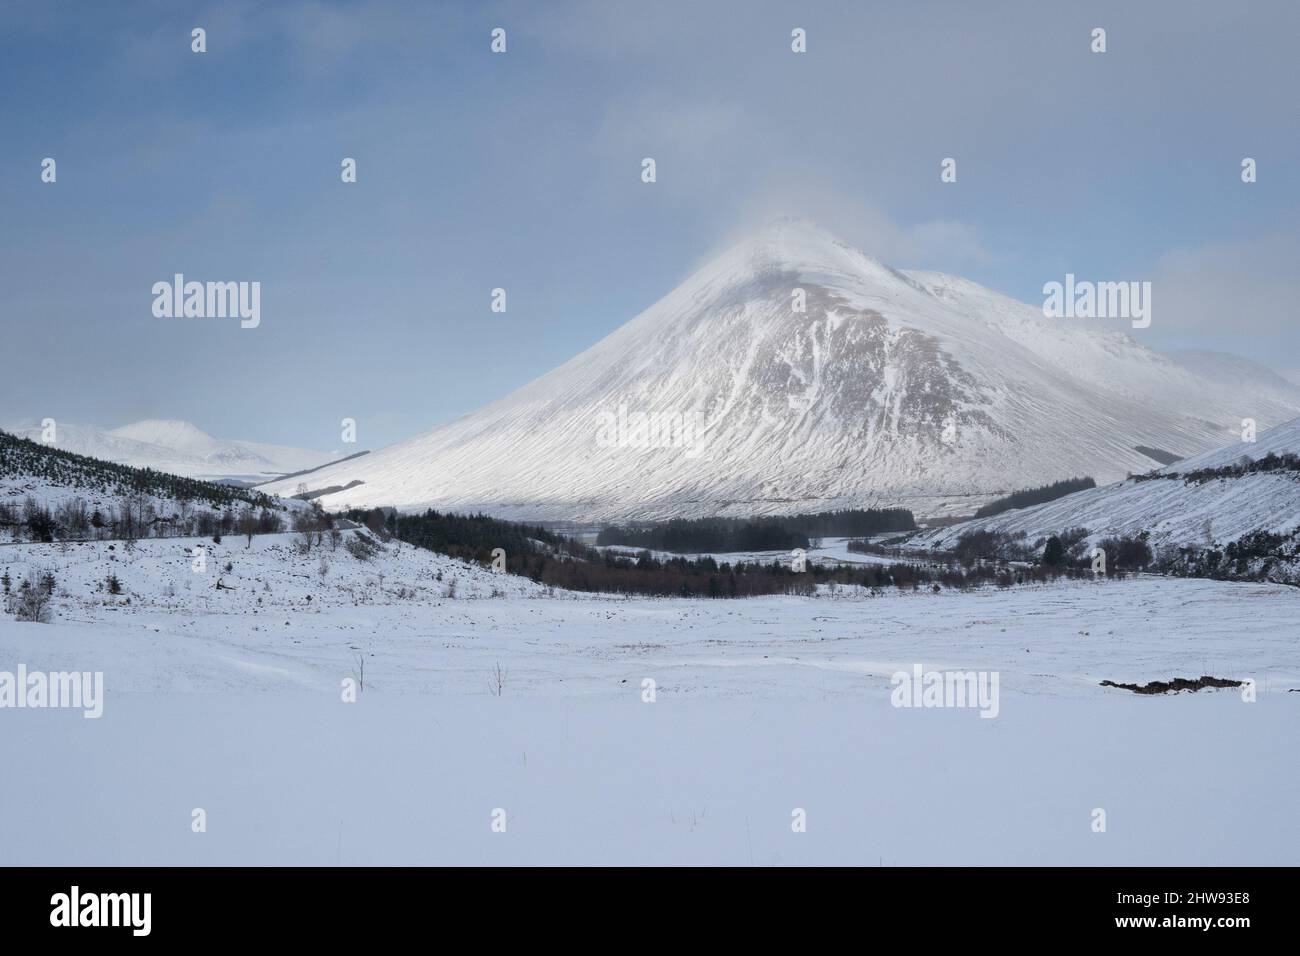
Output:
[
  {"xmin": 293, "ymin": 502, "xmax": 327, "ymax": 553},
  {"xmin": 344, "ymin": 533, "xmax": 378, "ymax": 561},
  {"xmin": 54, "ymin": 497, "xmax": 90, "ymax": 536},
  {"xmin": 487, "ymin": 661, "xmax": 507, "ymax": 697}
]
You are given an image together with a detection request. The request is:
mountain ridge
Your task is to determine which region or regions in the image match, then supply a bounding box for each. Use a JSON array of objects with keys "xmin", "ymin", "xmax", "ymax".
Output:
[
  {"xmin": 911, "ymin": 416, "xmax": 1300, "ymax": 580},
  {"xmin": 260, "ymin": 220, "xmax": 1300, "ymax": 520},
  {"xmin": 3, "ymin": 418, "xmax": 335, "ymax": 483}
]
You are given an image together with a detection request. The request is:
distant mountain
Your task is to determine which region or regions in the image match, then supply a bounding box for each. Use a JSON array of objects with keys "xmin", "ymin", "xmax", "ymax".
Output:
[
  {"xmin": 4, "ymin": 418, "xmax": 335, "ymax": 483},
  {"xmin": 1166, "ymin": 349, "xmax": 1300, "ymax": 399},
  {"xmin": 260, "ymin": 220, "xmax": 1300, "ymax": 521}
]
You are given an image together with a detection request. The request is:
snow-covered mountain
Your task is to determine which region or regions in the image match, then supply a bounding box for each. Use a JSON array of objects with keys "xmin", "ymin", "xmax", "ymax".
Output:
[
  {"xmin": 261, "ymin": 220, "xmax": 1300, "ymax": 520},
  {"xmin": 4, "ymin": 418, "xmax": 335, "ymax": 483},
  {"xmin": 912, "ymin": 416, "xmax": 1300, "ymax": 559}
]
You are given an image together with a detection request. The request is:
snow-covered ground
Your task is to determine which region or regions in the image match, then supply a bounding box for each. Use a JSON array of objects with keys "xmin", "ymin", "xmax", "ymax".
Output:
[
  {"xmin": 1, "ymin": 531, "xmax": 1296, "ymax": 864},
  {"xmin": 5, "ymin": 692, "xmax": 1295, "ymax": 866}
]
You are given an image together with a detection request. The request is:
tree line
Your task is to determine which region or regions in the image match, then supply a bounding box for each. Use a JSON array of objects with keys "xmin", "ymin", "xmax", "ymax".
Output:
[
  {"xmin": 973, "ymin": 477, "xmax": 1096, "ymax": 518},
  {"xmin": 0, "ymin": 494, "xmax": 287, "ymax": 544},
  {"xmin": 595, "ymin": 508, "xmax": 916, "ymax": 553},
  {"xmin": 1133, "ymin": 451, "xmax": 1300, "ymax": 485},
  {"xmin": 378, "ymin": 506, "xmax": 1100, "ymax": 598}
]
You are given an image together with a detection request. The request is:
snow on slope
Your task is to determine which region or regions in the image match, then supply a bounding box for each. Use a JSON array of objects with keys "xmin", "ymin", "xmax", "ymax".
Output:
[
  {"xmin": 109, "ymin": 419, "xmax": 222, "ymax": 453},
  {"xmin": 0, "ymin": 529, "xmax": 549, "ymax": 629},
  {"xmin": 1166, "ymin": 349, "xmax": 1300, "ymax": 402},
  {"xmin": 0, "ymin": 426, "xmax": 306, "ymax": 533},
  {"xmin": 1159, "ymin": 414, "xmax": 1300, "ymax": 472},
  {"xmin": 2, "ymin": 422, "xmax": 166, "ymax": 471},
  {"xmin": 261, "ymin": 220, "xmax": 1300, "ymax": 521},
  {"xmin": 912, "ymin": 417, "xmax": 1300, "ymax": 555},
  {"xmin": 5, "ymin": 418, "xmax": 335, "ymax": 482}
]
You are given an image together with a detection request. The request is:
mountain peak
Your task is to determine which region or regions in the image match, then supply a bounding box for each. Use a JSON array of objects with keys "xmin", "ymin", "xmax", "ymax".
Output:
[
  {"xmin": 737, "ymin": 217, "xmax": 869, "ymax": 265},
  {"xmin": 109, "ymin": 419, "xmax": 219, "ymax": 452},
  {"xmin": 258, "ymin": 224, "xmax": 1300, "ymax": 522},
  {"xmin": 752, "ymin": 216, "xmax": 838, "ymax": 241},
  {"xmin": 686, "ymin": 219, "xmax": 903, "ymax": 301}
]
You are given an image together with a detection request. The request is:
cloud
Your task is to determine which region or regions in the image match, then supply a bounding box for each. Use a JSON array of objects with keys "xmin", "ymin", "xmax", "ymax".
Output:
[
  {"xmin": 717, "ymin": 181, "xmax": 996, "ymax": 273},
  {"xmin": 903, "ymin": 220, "xmax": 997, "ymax": 270},
  {"xmin": 520, "ymin": 0, "xmax": 713, "ymax": 62},
  {"xmin": 1151, "ymin": 236, "xmax": 1300, "ymax": 336},
  {"xmin": 595, "ymin": 97, "xmax": 746, "ymax": 160},
  {"xmin": 112, "ymin": 0, "xmax": 261, "ymax": 74},
  {"xmin": 108, "ymin": 0, "xmax": 417, "ymax": 79}
]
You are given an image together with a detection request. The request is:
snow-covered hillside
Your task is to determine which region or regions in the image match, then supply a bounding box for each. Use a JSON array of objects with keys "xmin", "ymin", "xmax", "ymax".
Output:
[
  {"xmin": 0, "ymin": 529, "xmax": 550, "ymax": 629},
  {"xmin": 4, "ymin": 418, "xmax": 336, "ymax": 482},
  {"xmin": 912, "ymin": 417, "xmax": 1300, "ymax": 565},
  {"xmin": 0, "ymin": 427, "xmax": 304, "ymax": 544},
  {"xmin": 261, "ymin": 220, "xmax": 1300, "ymax": 521}
]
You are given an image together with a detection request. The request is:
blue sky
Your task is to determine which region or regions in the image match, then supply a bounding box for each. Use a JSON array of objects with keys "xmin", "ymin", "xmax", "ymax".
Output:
[{"xmin": 2, "ymin": 0, "xmax": 1297, "ymax": 451}]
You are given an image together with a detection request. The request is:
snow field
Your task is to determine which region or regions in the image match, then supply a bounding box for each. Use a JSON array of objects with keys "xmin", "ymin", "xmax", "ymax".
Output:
[{"xmin": 2, "ymin": 529, "xmax": 1296, "ymax": 864}]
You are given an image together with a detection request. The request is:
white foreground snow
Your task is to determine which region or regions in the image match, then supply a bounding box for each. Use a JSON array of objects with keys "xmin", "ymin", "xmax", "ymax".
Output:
[{"xmin": 1, "ymin": 532, "xmax": 1296, "ymax": 865}]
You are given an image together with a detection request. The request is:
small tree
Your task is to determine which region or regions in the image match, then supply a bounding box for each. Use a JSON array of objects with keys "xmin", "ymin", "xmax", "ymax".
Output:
[
  {"xmin": 1098, "ymin": 533, "xmax": 1154, "ymax": 571},
  {"xmin": 293, "ymin": 502, "xmax": 326, "ymax": 553},
  {"xmin": 23, "ymin": 498, "xmax": 56, "ymax": 543},
  {"xmin": 1041, "ymin": 535, "xmax": 1065, "ymax": 567},
  {"xmin": 11, "ymin": 578, "xmax": 53, "ymax": 623}
]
